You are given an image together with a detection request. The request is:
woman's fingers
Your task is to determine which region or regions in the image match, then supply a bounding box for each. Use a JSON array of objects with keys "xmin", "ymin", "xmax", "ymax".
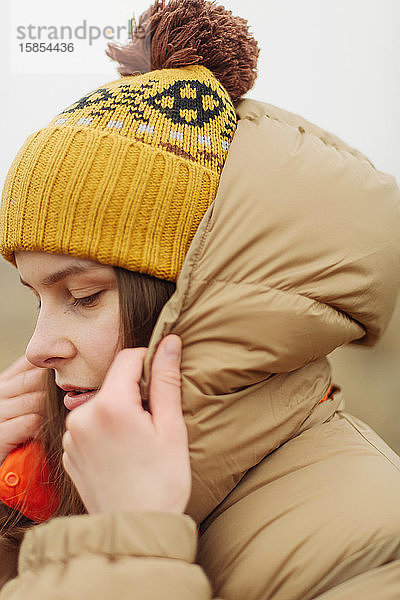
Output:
[
  {"xmin": 94, "ymin": 347, "xmax": 148, "ymax": 414},
  {"xmin": 0, "ymin": 357, "xmax": 46, "ymax": 465},
  {"xmin": 0, "ymin": 356, "xmax": 39, "ymax": 381},
  {"xmin": 0, "ymin": 413, "xmax": 42, "ymax": 441},
  {"xmin": 0, "ymin": 391, "xmax": 45, "ymax": 421},
  {"xmin": 0, "ymin": 413, "xmax": 42, "ymax": 463},
  {"xmin": 0, "ymin": 369, "xmax": 46, "ymax": 399},
  {"xmin": 149, "ymin": 335, "xmax": 183, "ymax": 431}
]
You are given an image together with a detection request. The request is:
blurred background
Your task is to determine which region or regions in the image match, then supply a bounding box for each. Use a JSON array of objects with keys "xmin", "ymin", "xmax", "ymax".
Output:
[{"xmin": 0, "ymin": 0, "xmax": 399, "ymax": 452}]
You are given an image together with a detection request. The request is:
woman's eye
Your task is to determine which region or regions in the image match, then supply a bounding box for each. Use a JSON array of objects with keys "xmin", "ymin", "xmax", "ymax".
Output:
[{"xmin": 72, "ymin": 292, "xmax": 102, "ymax": 308}]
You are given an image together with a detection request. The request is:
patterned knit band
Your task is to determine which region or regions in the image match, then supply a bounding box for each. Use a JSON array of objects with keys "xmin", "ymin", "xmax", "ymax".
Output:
[{"xmin": 0, "ymin": 64, "xmax": 237, "ymax": 281}]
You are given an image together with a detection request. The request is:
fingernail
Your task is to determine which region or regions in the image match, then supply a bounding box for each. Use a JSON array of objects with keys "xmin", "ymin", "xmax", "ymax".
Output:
[{"xmin": 165, "ymin": 335, "xmax": 181, "ymax": 358}]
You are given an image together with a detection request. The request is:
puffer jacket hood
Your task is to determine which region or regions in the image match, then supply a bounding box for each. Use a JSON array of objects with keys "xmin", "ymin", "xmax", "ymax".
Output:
[{"xmin": 139, "ymin": 97, "xmax": 400, "ymax": 524}]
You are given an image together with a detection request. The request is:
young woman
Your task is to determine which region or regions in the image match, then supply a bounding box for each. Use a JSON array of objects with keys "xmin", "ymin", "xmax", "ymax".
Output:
[{"xmin": 0, "ymin": 1, "xmax": 400, "ymax": 598}]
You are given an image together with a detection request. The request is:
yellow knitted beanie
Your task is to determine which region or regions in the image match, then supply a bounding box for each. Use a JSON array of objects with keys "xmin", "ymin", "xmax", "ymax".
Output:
[{"xmin": 0, "ymin": 0, "xmax": 260, "ymax": 282}]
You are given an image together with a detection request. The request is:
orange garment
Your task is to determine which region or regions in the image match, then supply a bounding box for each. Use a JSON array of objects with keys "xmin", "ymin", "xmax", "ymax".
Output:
[{"xmin": 0, "ymin": 441, "xmax": 59, "ymax": 523}]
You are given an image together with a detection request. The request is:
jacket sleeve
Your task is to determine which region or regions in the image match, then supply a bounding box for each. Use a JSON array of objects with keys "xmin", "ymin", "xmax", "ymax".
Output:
[{"xmin": 0, "ymin": 511, "xmax": 220, "ymax": 600}]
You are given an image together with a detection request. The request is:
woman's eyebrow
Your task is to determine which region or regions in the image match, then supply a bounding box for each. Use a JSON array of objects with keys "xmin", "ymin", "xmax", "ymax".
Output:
[{"xmin": 19, "ymin": 265, "xmax": 97, "ymax": 288}]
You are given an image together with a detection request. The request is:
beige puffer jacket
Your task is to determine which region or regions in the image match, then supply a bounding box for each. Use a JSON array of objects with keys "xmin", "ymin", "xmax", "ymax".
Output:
[{"xmin": 1, "ymin": 98, "xmax": 400, "ymax": 599}]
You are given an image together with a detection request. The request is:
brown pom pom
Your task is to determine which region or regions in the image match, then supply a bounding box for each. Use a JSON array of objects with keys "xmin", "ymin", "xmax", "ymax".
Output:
[{"xmin": 105, "ymin": 0, "xmax": 260, "ymax": 104}]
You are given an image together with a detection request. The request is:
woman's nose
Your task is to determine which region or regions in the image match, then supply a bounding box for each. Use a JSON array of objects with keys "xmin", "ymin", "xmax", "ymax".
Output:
[{"xmin": 25, "ymin": 312, "xmax": 75, "ymax": 369}]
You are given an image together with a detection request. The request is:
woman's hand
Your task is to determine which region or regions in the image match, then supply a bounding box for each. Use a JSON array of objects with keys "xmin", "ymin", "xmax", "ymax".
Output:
[
  {"xmin": 62, "ymin": 334, "xmax": 191, "ymax": 515},
  {"xmin": 0, "ymin": 356, "xmax": 46, "ymax": 466}
]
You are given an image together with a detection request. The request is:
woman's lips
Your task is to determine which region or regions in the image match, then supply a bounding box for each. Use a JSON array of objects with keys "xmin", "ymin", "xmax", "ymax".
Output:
[{"xmin": 64, "ymin": 390, "xmax": 97, "ymax": 411}]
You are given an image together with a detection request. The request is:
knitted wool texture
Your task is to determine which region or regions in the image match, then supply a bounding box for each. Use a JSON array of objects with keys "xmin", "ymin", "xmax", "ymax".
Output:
[{"xmin": 0, "ymin": 64, "xmax": 237, "ymax": 281}]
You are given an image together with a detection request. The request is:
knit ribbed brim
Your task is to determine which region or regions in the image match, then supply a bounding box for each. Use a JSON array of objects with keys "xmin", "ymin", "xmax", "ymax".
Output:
[{"xmin": 0, "ymin": 125, "xmax": 218, "ymax": 282}]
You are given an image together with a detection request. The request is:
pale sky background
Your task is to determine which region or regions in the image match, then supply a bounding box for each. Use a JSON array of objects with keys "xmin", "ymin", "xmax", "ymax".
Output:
[{"xmin": 0, "ymin": 0, "xmax": 400, "ymax": 451}]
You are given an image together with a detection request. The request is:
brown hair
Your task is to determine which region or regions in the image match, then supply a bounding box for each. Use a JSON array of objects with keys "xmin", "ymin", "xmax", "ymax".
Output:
[{"xmin": 0, "ymin": 267, "xmax": 176, "ymax": 554}]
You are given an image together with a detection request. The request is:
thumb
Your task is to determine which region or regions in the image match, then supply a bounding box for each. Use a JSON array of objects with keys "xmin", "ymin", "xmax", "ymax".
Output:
[{"xmin": 149, "ymin": 335, "xmax": 183, "ymax": 430}]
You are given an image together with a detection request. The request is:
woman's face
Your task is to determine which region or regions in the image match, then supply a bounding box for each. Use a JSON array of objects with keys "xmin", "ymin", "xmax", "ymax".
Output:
[{"xmin": 15, "ymin": 251, "xmax": 121, "ymax": 409}]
